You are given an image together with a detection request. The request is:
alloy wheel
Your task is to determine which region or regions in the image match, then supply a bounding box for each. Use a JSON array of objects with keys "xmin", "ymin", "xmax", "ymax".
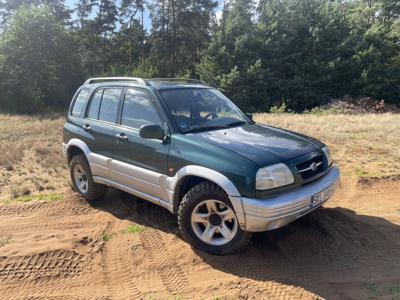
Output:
[
  {"xmin": 190, "ymin": 199, "xmax": 238, "ymax": 246},
  {"xmin": 73, "ymin": 164, "xmax": 88, "ymax": 194}
]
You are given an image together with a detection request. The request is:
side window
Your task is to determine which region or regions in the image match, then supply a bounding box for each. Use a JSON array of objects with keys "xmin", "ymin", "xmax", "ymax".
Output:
[
  {"xmin": 71, "ymin": 88, "xmax": 90, "ymax": 117},
  {"xmin": 87, "ymin": 89, "xmax": 103, "ymax": 119},
  {"xmin": 121, "ymin": 89, "xmax": 161, "ymax": 129},
  {"xmin": 98, "ymin": 88, "xmax": 121, "ymax": 123}
]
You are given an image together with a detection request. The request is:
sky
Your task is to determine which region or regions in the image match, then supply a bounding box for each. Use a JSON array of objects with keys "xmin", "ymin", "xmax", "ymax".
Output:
[{"xmin": 65, "ymin": 0, "xmax": 226, "ymax": 30}]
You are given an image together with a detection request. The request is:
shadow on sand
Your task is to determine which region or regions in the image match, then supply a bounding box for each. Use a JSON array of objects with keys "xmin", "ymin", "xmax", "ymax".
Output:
[{"xmin": 90, "ymin": 189, "xmax": 400, "ymax": 299}]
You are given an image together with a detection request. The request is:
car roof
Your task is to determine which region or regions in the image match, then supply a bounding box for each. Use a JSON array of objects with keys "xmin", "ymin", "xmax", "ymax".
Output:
[
  {"xmin": 81, "ymin": 77, "xmax": 211, "ymax": 91},
  {"xmin": 146, "ymin": 81, "xmax": 209, "ymax": 90}
]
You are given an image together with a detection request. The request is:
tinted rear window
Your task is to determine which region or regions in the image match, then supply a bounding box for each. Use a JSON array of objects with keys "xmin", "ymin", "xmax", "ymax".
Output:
[
  {"xmin": 87, "ymin": 89, "xmax": 103, "ymax": 119},
  {"xmin": 98, "ymin": 88, "xmax": 121, "ymax": 123},
  {"xmin": 71, "ymin": 88, "xmax": 90, "ymax": 117}
]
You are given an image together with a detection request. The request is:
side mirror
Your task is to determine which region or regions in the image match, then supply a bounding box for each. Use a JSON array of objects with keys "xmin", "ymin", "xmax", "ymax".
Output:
[
  {"xmin": 139, "ymin": 124, "xmax": 164, "ymax": 141},
  {"xmin": 246, "ymin": 113, "xmax": 254, "ymax": 121}
]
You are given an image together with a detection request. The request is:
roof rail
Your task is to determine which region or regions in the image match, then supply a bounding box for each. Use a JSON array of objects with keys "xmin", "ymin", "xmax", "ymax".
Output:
[
  {"xmin": 84, "ymin": 77, "xmax": 147, "ymax": 85},
  {"xmin": 148, "ymin": 78, "xmax": 208, "ymax": 86}
]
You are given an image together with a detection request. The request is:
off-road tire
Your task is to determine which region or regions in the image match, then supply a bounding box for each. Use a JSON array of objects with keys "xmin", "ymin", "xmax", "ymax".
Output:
[
  {"xmin": 178, "ymin": 182, "xmax": 252, "ymax": 255},
  {"xmin": 70, "ymin": 154, "xmax": 106, "ymax": 201}
]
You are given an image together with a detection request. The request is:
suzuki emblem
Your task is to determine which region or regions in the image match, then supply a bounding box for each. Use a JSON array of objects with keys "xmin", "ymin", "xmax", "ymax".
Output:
[{"xmin": 310, "ymin": 162, "xmax": 318, "ymax": 171}]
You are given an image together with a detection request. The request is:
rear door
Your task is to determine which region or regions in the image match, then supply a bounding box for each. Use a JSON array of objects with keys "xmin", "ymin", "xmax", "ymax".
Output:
[
  {"xmin": 82, "ymin": 87, "xmax": 122, "ymax": 178},
  {"xmin": 112, "ymin": 87, "xmax": 169, "ymax": 199}
]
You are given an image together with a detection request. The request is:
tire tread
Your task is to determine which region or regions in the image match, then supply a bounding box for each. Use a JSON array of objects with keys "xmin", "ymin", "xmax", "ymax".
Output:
[
  {"xmin": 70, "ymin": 154, "xmax": 106, "ymax": 201},
  {"xmin": 177, "ymin": 182, "xmax": 251, "ymax": 255}
]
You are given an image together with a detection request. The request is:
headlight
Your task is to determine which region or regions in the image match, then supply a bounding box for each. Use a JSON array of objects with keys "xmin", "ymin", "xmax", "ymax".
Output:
[
  {"xmin": 256, "ymin": 163, "xmax": 294, "ymax": 190},
  {"xmin": 321, "ymin": 146, "xmax": 333, "ymax": 166}
]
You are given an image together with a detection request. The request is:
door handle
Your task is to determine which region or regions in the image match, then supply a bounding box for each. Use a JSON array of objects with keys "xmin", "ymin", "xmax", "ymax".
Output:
[
  {"xmin": 82, "ymin": 124, "xmax": 91, "ymax": 131},
  {"xmin": 116, "ymin": 132, "xmax": 128, "ymax": 142}
]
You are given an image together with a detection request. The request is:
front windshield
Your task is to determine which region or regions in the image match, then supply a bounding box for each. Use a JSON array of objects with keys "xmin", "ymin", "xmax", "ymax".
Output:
[{"xmin": 159, "ymin": 88, "xmax": 250, "ymax": 133}]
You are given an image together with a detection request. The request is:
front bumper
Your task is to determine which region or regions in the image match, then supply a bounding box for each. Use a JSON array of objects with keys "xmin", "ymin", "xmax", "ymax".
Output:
[{"xmin": 240, "ymin": 166, "xmax": 340, "ymax": 232}]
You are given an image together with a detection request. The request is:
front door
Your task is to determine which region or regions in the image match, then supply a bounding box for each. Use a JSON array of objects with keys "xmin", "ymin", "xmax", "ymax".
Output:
[{"xmin": 112, "ymin": 88, "xmax": 169, "ymax": 199}]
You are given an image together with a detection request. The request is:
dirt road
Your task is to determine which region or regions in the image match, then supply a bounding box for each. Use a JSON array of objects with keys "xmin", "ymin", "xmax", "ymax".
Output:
[{"xmin": 0, "ymin": 177, "xmax": 399, "ymax": 300}]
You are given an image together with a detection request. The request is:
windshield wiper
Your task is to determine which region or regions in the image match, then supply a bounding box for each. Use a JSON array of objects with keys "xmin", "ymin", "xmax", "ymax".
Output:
[
  {"xmin": 185, "ymin": 125, "xmax": 229, "ymax": 133},
  {"xmin": 185, "ymin": 120, "xmax": 248, "ymax": 134},
  {"xmin": 226, "ymin": 120, "xmax": 247, "ymax": 127}
]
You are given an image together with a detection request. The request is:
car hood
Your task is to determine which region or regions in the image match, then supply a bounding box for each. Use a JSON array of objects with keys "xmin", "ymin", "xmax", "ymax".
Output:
[{"xmin": 190, "ymin": 123, "xmax": 323, "ymax": 166}]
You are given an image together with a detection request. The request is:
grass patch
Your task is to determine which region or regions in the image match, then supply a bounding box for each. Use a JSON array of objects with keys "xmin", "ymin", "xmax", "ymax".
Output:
[
  {"xmin": 102, "ymin": 233, "xmax": 114, "ymax": 242},
  {"xmin": 123, "ymin": 224, "xmax": 145, "ymax": 234},
  {"xmin": 303, "ymin": 107, "xmax": 340, "ymax": 115},
  {"xmin": 269, "ymin": 102, "xmax": 291, "ymax": 114},
  {"xmin": 102, "ymin": 225, "xmax": 144, "ymax": 242},
  {"xmin": 12, "ymin": 193, "xmax": 63, "ymax": 203},
  {"xmin": 355, "ymin": 168, "xmax": 369, "ymax": 179},
  {"xmin": 391, "ymin": 286, "xmax": 400, "ymax": 300},
  {"xmin": 255, "ymin": 113, "xmax": 400, "ymax": 177},
  {"xmin": 0, "ymin": 238, "xmax": 13, "ymax": 247},
  {"xmin": 0, "ymin": 114, "xmax": 68, "ymax": 201},
  {"xmin": 363, "ymin": 281, "xmax": 381, "ymax": 299}
]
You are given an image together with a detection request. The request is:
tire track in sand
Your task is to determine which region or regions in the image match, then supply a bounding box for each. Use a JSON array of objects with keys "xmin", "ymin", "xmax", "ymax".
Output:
[
  {"xmin": 139, "ymin": 229, "xmax": 189, "ymax": 295},
  {"xmin": 0, "ymin": 197, "xmax": 96, "ymax": 217},
  {"xmin": 0, "ymin": 249, "xmax": 87, "ymax": 281},
  {"xmin": 100, "ymin": 222, "xmax": 142, "ymax": 300}
]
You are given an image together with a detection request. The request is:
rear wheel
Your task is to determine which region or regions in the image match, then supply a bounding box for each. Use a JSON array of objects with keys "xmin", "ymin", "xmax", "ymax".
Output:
[
  {"xmin": 178, "ymin": 182, "xmax": 251, "ymax": 255},
  {"xmin": 70, "ymin": 154, "xmax": 106, "ymax": 201}
]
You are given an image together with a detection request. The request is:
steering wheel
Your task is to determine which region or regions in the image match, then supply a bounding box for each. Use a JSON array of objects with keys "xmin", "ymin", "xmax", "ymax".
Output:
[{"xmin": 203, "ymin": 112, "xmax": 218, "ymax": 120}]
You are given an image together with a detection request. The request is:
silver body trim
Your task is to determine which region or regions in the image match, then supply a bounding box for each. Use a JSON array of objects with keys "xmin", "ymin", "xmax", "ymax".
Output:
[
  {"xmin": 93, "ymin": 176, "xmax": 173, "ymax": 210},
  {"xmin": 84, "ymin": 77, "xmax": 147, "ymax": 86},
  {"xmin": 63, "ymin": 139, "xmax": 340, "ymax": 233},
  {"xmin": 62, "ymin": 139, "xmax": 246, "ymax": 226},
  {"xmin": 241, "ymin": 166, "xmax": 340, "ymax": 232},
  {"xmin": 298, "ymin": 161, "xmax": 322, "ymax": 173}
]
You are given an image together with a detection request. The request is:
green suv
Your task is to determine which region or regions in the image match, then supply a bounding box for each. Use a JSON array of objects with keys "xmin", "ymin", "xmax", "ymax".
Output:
[{"xmin": 63, "ymin": 77, "xmax": 340, "ymax": 255}]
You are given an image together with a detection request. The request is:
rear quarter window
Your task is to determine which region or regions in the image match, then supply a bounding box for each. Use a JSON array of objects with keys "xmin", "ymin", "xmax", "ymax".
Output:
[
  {"xmin": 70, "ymin": 88, "xmax": 90, "ymax": 117},
  {"xmin": 87, "ymin": 89, "xmax": 103, "ymax": 119}
]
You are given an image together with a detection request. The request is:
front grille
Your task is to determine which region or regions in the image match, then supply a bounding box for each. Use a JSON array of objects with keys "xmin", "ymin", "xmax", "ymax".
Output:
[{"xmin": 296, "ymin": 154, "xmax": 325, "ymax": 180}]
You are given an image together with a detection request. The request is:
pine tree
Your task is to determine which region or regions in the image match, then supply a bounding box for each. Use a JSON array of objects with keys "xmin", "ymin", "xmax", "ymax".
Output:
[
  {"xmin": 148, "ymin": 0, "xmax": 217, "ymax": 77},
  {"xmin": 198, "ymin": 0, "xmax": 264, "ymax": 110}
]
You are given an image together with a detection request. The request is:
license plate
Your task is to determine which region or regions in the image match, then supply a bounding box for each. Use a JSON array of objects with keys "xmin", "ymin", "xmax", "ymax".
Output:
[{"xmin": 311, "ymin": 185, "xmax": 335, "ymax": 207}]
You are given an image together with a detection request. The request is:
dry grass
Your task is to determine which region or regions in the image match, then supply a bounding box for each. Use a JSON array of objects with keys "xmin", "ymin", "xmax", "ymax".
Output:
[
  {"xmin": 0, "ymin": 113, "xmax": 399, "ymax": 201},
  {"xmin": 0, "ymin": 114, "xmax": 68, "ymax": 201},
  {"xmin": 255, "ymin": 113, "xmax": 400, "ymax": 178}
]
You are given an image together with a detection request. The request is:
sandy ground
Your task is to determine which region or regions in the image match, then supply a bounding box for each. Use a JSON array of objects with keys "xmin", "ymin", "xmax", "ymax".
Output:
[{"xmin": 0, "ymin": 176, "xmax": 399, "ymax": 300}]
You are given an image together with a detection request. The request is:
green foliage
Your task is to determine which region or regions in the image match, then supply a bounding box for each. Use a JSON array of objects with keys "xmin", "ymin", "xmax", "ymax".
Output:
[
  {"xmin": 391, "ymin": 286, "xmax": 400, "ymax": 300},
  {"xmin": 355, "ymin": 167, "xmax": 369, "ymax": 179},
  {"xmin": 363, "ymin": 281, "xmax": 381, "ymax": 299},
  {"xmin": 270, "ymin": 102, "xmax": 291, "ymax": 114},
  {"xmin": 102, "ymin": 233, "xmax": 114, "ymax": 242},
  {"xmin": 0, "ymin": 5, "xmax": 82, "ymax": 113},
  {"xmin": 0, "ymin": 0, "xmax": 399, "ymax": 113},
  {"xmin": 198, "ymin": 0, "xmax": 266, "ymax": 111},
  {"xmin": 200, "ymin": 0, "xmax": 400, "ymax": 111},
  {"xmin": 0, "ymin": 238, "xmax": 13, "ymax": 247},
  {"xmin": 303, "ymin": 107, "xmax": 339, "ymax": 115},
  {"xmin": 147, "ymin": 0, "xmax": 218, "ymax": 77},
  {"xmin": 124, "ymin": 224, "xmax": 145, "ymax": 234}
]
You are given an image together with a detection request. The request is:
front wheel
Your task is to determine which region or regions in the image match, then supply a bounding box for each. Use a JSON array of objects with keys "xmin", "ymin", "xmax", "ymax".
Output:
[
  {"xmin": 70, "ymin": 154, "xmax": 106, "ymax": 201},
  {"xmin": 178, "ymin": 182, "xmax": 251, "ymax": 255}
]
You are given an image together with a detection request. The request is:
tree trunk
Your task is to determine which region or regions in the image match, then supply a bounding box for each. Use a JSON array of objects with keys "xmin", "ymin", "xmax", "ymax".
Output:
[{"xmin": 172, "ymin": 0, "xmax": 176, "ymax": 77}]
